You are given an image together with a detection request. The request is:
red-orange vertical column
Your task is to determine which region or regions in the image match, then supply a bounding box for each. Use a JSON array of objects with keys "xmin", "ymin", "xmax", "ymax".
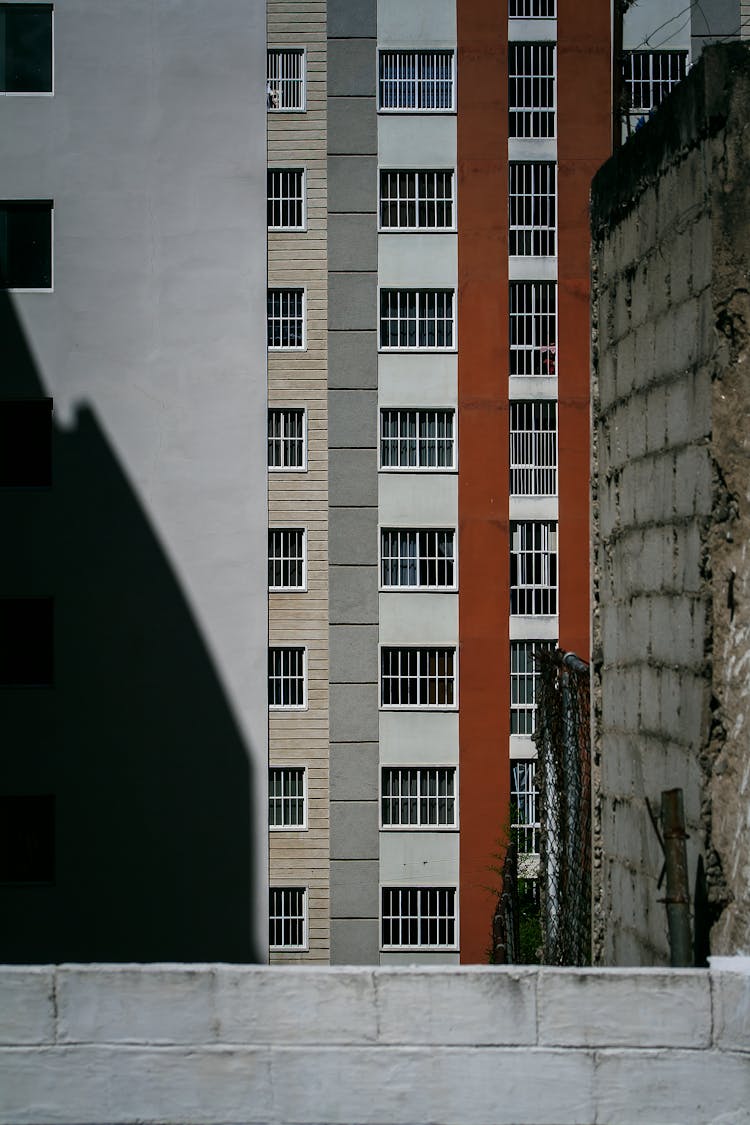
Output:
[
  {"xmin": 556, "ymin": 0, "xmax": 611, "ymax": 659},
  {"xmin": 457, "ymin": 0, "xmax": 509, "ymax": 964}
]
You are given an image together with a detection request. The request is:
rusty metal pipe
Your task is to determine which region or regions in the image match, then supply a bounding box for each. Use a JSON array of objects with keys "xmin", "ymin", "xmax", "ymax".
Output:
[{"xmin": 661, "ymin": 789, "xmax": 692, "ymax": 967}]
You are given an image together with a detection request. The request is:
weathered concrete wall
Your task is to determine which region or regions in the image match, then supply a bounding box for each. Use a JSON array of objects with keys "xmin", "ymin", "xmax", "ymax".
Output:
[
  {"xmin": 0, "ymin": 962, "xmax": 748, "ymax": 1124},
  {"xmin": 591, "ymin": 44, "xmax": 750, "ymax": 965}
]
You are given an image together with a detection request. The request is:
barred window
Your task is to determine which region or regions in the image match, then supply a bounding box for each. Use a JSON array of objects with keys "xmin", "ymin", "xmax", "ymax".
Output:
[
  {"xmin": 509, "ymin": 281, "xmax": 556, "ymax": 375},
  {"xmin": 268, "ymin": 408, "xmax": 306, "ymax": 470},
  {"xmin": 381, "ymin": 647, "xmax": 456, "ymax": 708},
  {"xmin": 268, "ymin": 288, "xmax": 304, "ymax": 349},
  {"xmin": 510, "ymin": 640, "xmax": 554, "ymax": 735},
  {"xmin": 381, "ymin": 887, "xmax": 457, "ymax": 948},
  {"xmin": 269, "ymin": 887, "xmax": 306, "ymax": 949},
  {"xmin": 511, "ymin": 760, "xmax": 540, "ymax": 854},
  {"xmin": 509, "ymin": 44, "xmax": 556, "ymax": 138},
  {"xmin": 381, "ymin": 767, "xmax": 456, "ymax": 828},
  {"xmin": 269, "ymin": 767, "xmax": 306, "ymax": 829},
  {"xmin": 379, "ymin": 170, "xmax": 454, "ymax": 230},
  {"xmin": 510, "ymin": 521, "xmax": 557, "ymax": 615},
  {"xmin": 380, "ymin": 409, "xmax": 455, "ymax": 471},
  {"xmin": 509, "ymin": 0, "xmax": 556, "ymax": 16},
  {"xmin": 378, "ymin": 50, "xmax": 454, "ymax": 111},
  {"xmin": 380, "ymin": 528, "xmax": 455, "ymax": 589},
  {"xmin": 509, "ymin": 163, "xmax": 556, "ymax": 256},
  {"xmin": 268, "ymin": 647, "xmax": 305, "ymax": 709},
  {"xmin": 268, "ymin": 168, "xmax": 305, "ymax": 230},
  {"xmin": 267, "ymin": 48, "xmax": 305, "ymax": 111},
  {"xmin": 623, "ymin": 50, "xmax": 687, "ymax": 114},
  {"xmin": 510, "ymin": 401, "xmax": 557, "ymax": 497},
  {"xmin": 379, "ymin": 289, "xmax": 454, "ymax": 350},
  {"xmin": 268, "ymin": 528, "xmax": 306, "ymax": 590}
]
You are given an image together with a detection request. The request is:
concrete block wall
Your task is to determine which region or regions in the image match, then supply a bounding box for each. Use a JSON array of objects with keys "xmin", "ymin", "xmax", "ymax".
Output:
[
  {"xmin": 591, "ymin": 44, "xmax": 750, "ymax": 964},
  {"xmin": 0, "ymin": 962, "xmax": 748, "ymax": 1124}
]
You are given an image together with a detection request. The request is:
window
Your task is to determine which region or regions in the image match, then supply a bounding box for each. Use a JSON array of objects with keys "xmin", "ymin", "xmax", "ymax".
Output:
[
  {"xmin": 511, "ymin": 761, "xmax": 539, "ymax": 855},
  {"xmin": 0, "ymin": 200, "xmax": 52, "ymax": 289},
  {"xmin": 0, "ymin": 4, "xmax": 52, "ymax": 93},
  {"xmin": 378, "ymin": 50, "xmax": 454, "ymax": 112},
  {"xmin": 269, "ymin": 767, "xmax": 306, "ymax": 829},
  {"xmin": 0, "ymin": 596, "xmax": 53, "ymax": 686},
  {"xmin": 268, "ymin": 647, "xmax": 305, "ymax": 709},
  {"xmin": 268, "ymin": 528, "xmax": 306, "ymax": 591},
  {"xmin": 380, "ymin": 528, "xmax": 455, "ymax": 590},
  {"xmin": 509, "ymin": 44, "xmax": 555, "ymax": 138},
  {"xmin": 267, "ymin": 168, "xmax": 305, "ymax": 230},
  {"xmin": 267, "ymin": 48, "xmax": 305, "ymax": 111},
  {"xmin": 509, "ymin": 163, "xmax": 555, "ymax": 256},
  {"xmin": 510, "ymin": 521, "xmax": 557, "ymax": 615},
  {"xmin": 269, "ymin": 887, "xmax": 307, "ymax": 949},
  {"xmin": 509, "ymin": 281, "xmax": 556, "ymax": 375},
  {"xmin": 510, "ymin": 401, "xmax": 557, "ymax": 496},
  {"xmin": 381, "ymin": 887, "xmax": 456, "ymax": 948},
  {"xmin": 380, "ymin": 409, "xmax": 455, "ymax": 471},
  {"xmin": 379, "ymin": 170, "xmax": 454, "ymax": 231},
  {"xmin": 379, "ymin": 289, "xmax": 454, "ymax": 350},
  {"xmin": 0, "ymin": 398, "xmax": 52, "ymax": 486},
  {"xmin": 510, "ymin": 640, "xmax": 554, "ymax": 735},
  {"xmin": 0, "ymin": 795, "xmax": 54, "ymax": 883},
  {"xmin": 381, "ymin": 767, "xmax": 456, "ymax": 828},
  {"xmin": 623, "ymin": 50, "xmax": 687, "ymax": 117},
  {"xmin": 268, "ymin": 408, "xmax": 306, "ymax": 471},
  {"xmin": 381, "ymin": 647, "xmax": 456, "ymax": 709},
  {"xmin": 268, "ymin": 288, "xmax": 304, "ymax": 350},
  {"xmin": 509, "ymin": 0, "xmax": 556, "ymax": 16}
]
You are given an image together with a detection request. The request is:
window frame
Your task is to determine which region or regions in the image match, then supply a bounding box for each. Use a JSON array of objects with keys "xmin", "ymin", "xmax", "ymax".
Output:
[
  {"xmin": 268, "ymin": 406, "xmax": 307, "ymax": 473},
  {"xmin": 266, "ymin": 46, "xmax": 306, "ymax": 113},
  {"xmin": 380, "ymin": 885, "xmax": 458, "ymax": 951},
  {"xmin": 378, "ymin": 288, "xmax": 456, "ymax": 352},
  {"xmin": 269, "ymin": 885, "xmax": 308, "ymax": 951},
  {"xmin": 622, "ymin": 49, "xmax": 688, "ymax": 116},
  {"xmin": 378, "ymin": 168, "xmax": 456, "ymax": 232},
  {"xmin": 380, "ymin": 766, "xmax": 458, "ymax": 830},
  {"xmin": 509, "ymin": 280, "xmax": 557, "ymax": 377},
  {"xmin": 509, "ymin": 0, "xmax": 557, "ymax": 18},
  {"xmin": 267, "ymin": 287, "xmax": 306, "ymax": 351},
  {"xmin": 509, "ymin": 400, "xmax": 558, "ymax": 497},
  {"xmin": 268, "ymin": 526, "xmax": 307, "ymax": 593},
  {"xmin": 267, "ymin": 166, "xmax": 307, "ymax": 232},
  {"xmin": 508, "ymin": 42, "xmax": 556, "ymax": 140},
  {"xmin": 510, "ymin": 639, "xmax": 555, "ymax": 736},
  {"xmin": 510, "ymin": 520, "xmax": 558, "ymax": 616},
  {"xmin": 511, "ymin": 759, "xmax": 540, "ymax": 857},
  {"xmin": 0, "ymin": 3, "xmax": 54, "ymax": 96},
  {"xmin": 378, "ymin": 407, "xmax": 457, "ymax": 473},
  {"xmin": 379, "ymin": 526, "xmax": 457, "ymax": 592},
  {"xmin": 508, "ymin": 162, "xmax": 556, "ymax": 258},
  {"xmin": 269, "ymin": 766, "xmax": 307, "ymax": 832},
  {"xmin": 268, "ymin": 645, "xmax": 307, "ymax": 711},
  {"xmin": 0, "ymin": 199, "xmax": 53, "ymax": 292},
  {"xmin": 380, "ymin": 645, "xmax": 458, "ymax": 711},
  {"xmin": 377, "ymin": 49, "xmax": 455, "ymax": 114}
]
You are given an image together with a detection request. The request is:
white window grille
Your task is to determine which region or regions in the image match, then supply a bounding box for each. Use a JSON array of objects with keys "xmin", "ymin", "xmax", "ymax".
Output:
[
  {"xmin": 509, "ymin": 163, "xmax": 556, "ymax": 256},
  {"xmin": 268, "ymin": 408, "xmax": 306, "ymax": 470},
  {"xmin": 381, "ymin": 647, "xmax": 456, "ymax": 708},
  {"xmin": 269, "ymin": 767, "xmax": 306, "ymax": 829},
  {"xmin": 380, "ymin": 409, "xmax": 455, "ymax": 470},
  {"xmin": 378, "ymin": 50, "xmax": 454, "ymax": 112},
  {"xmin": 268, "ymin": 528, "xmax": 306, "ymax": 590},
  {"xmin": 268, "ymin": 647, "xmax": 305, "ymax": 709},
  {"xmin": 510, "ymin": 640, "xmax": 554, "ymax": 734},
  {"xmin": 509, "ymin": 281, "xmax": 557, "ymax": 375},
  {"xmin": 380, "ymin": 528, "xmax": 455, "ymax": 589},
  {"xmin": 267, "ymin": 48, "xmax": 305, "ymax": 111},
  {"xmin": 269, "ymin": 886, "xmax": 307, "ymax": 948},
  {"xmin": 379, "ymin": 290, "xmax": 454, "ymax": 350},
  {"xmin": 267, "ymin": 168, "xmax": 305, "ymax": 230},
  {"xmin": 268, "ymin": 288, "xmax": 304, "ymax": 349},
  {"xmin": 510, "ymin": 521, "xmax": 558, "ymax": 615},
  {"xmin": 510, "ymin": 401, "xmax": 557, "ymax": 496},
  {"xmin": 379, "ymin": 170, "xmax": 454, "ymax": 230},
  {"xmin": 381, "ymin": 887, "xmax": 457, "ymax": 948},
  {"xmin": 511, "ymin": 760, "xmax": 540, "ymax": 854},
  {"xmin": 509, "ymin": 0, "xmax": 556, "ymax": 16},
  {"xmin": 623, "ymin": 50, "xmax": 687, "ymax": 119},
  {"xmin": 509, "ymin": 44, "xmax": 556, "ymax": 138},
  {"xmin": 381, "ymin": 767, "xmax": 456, "ymax": 828}
]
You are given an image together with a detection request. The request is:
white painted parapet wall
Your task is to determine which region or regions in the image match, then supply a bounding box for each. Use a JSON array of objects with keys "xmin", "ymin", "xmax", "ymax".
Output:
[{"xmin": 1, "ymin": 962, "xmax": 748, "ymax": 1125}]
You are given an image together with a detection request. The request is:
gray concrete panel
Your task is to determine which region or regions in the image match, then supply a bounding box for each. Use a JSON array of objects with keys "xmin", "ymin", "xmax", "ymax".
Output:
[
  {"xmin": 330, "ymin": 918, "xmax": 380, "ymax": 964},
  {"xmin": 330, "ymin": 683, "xmax": 379, "ymax": 742},
  {"xmin": 329, "ymin": 38, "xmax": 376, "ymax": 97},
  {"xmin": 328, "ymin": 0, "xmax": 377, "ymax": 39},
  {"xmin": 328, "ymin": 157, "xmax": 377, "ymax": 214},
  {"xmin": 330, "ymin": 448, "xmax": 378, "ymax": 505},
  {"xmin": 329, "ymin": 565, "xmax": 378, "ymax": 624},
  {"xmin": 330, "ymin": 860, "xmax": 380, "ymax": 916},
  {"xmin": 328, "ymin": 331, "xmax": 378, "ymax": 388},
  {"xmin": 328, "ymin": 273, "xmax": 377, "ymax": 331},
  {"xmin": 329, "ymin": 390, "xmax": 378, "ymax": 449},
  {"xmin": 329, "ymin": 214, "xmax": 377, "ymax": 273},
  {"xmin": 330, "ymin": 625, "xmax": 379, "ymax": 683},
  {"xmin": 329, "ymin": 506, "xmax": 378, "ymax": 565},
  {"xmin": 328, "ymin": 98, "xmax": 377, "ymax": 156},
  {"xmin": 331, "ymin": 802, "xmax": 379, "ymax": 860},
  {"xmin": 330, "ymin": 743, "xmax": 380, "ymax": 801}
]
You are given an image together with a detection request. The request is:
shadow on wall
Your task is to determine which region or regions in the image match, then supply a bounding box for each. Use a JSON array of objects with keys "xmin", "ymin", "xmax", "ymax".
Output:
[{"xmin": 0, "ymin": 289, "xmax": 261, "ymax": 963}]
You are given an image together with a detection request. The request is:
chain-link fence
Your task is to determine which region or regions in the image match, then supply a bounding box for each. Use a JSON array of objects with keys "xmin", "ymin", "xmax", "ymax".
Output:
[{"xmin": 534, "ymin": 648, "xmax": 592, "ymax": 965}]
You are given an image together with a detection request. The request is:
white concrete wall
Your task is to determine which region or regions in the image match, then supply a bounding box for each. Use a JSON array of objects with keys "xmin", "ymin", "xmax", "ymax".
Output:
[{"xmin": 0, "ymin": 961, "xmax": 748, "ymax": 1124}]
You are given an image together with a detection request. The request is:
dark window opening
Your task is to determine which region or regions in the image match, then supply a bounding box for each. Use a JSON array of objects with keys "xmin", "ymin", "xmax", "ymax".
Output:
[
  {"xmin": 0, "ymin": 4, "xmax": 53, "ymax": 93},
  {"xmin": 0, "ymin": 596, "xmax": 54, "ymax": 686},
  {"xmin": 0, "ymin": 795, "xmax": 54, "ymax": 883},
  {"xmin": 0, "ymin": 398, "xmax": 52, "ymax": 486},
  {"xmin": 0, "ymin": 201, "xmax": 53, "ymax": 288}
]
